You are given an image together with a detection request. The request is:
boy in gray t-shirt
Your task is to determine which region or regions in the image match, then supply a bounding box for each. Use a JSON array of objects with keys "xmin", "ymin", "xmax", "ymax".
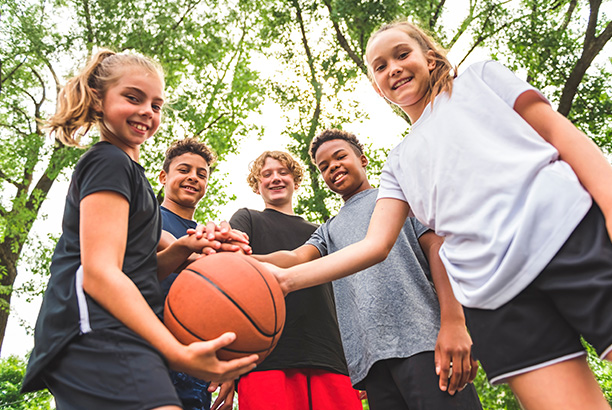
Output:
[{"xmin": 254, "ymin": 129, "xmax": 482, "ymax": 410}]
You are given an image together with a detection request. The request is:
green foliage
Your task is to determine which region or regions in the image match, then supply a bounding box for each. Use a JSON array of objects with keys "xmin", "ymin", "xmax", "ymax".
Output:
[
  {"xmin": 473, "ymin": 366, "xmax": 521, "ymax": 410},
  {"xmin": 585, "ymin": 340, "xmax": 612, "ymax": 405},
  {"xmin": 0, "ymin": 356, "xmax": 52, "ymax": 410},
  {"xmin": 473, "ymin": 341, "xmax": 612, "ymax": 409},
  {"xmin": 0, "ymin": 0, "xmax": 266, "ymax": 349}
]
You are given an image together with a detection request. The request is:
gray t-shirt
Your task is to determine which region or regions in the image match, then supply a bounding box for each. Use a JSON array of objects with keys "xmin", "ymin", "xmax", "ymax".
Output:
[{"xmin": 306, "ymin": 189, "xmax": 441, "ymax": 388}]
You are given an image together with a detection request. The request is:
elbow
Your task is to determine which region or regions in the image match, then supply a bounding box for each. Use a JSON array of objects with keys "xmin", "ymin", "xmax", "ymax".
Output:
[{"xmin": 369, "ymin": 241, "xmax": 393, "ymax": 265}]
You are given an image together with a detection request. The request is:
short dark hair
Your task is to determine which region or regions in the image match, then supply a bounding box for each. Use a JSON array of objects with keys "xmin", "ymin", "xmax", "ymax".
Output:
[
  {"xmin": 163, "ymin": 138, "xmax": 216, "ymax": 172},
  {"xmin": 309, "ymin": 129, "xmax": 365, "ymax": 164}
]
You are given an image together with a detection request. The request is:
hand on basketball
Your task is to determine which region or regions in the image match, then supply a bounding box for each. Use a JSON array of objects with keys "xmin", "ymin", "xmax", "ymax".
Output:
[
  {"xmin": 171, "ymin": 332, "xmax": 258, "ymax": 383},
  {"xmin": 434, "ymin": 322, "xmax": 478, "ymax": 395}
]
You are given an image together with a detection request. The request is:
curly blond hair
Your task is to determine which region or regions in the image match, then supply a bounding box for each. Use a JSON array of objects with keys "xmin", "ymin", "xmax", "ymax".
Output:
[{"xmin": 247, "ymin": 151, "xmax": 304, "ymax": 193}]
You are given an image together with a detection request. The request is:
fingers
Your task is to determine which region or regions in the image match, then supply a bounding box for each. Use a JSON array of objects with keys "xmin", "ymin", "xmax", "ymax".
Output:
[
  {"xmin": 215, "ymin": 355, "xmax": 258, "ymax": 382},
  {"xmin": 467, "ymin": 357, "xmax": 479, "ymax": 384},
  {"xmin": 206, "ymin": 221, "xmax": 219, "ymax": 240},
  {"xmin": 208, "ymin": 381, "xmax": 221, "ymax": 392},
  {"xmin": 435, "ymin": 346, "xmax": 451, "ymax": 393},
  {"xmin": 210, "ymin": 381, "xmax": 235, "ymax": 410}
]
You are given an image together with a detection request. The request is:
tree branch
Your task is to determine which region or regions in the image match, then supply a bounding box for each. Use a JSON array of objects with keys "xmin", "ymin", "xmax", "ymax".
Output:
[
  {"xmin": 0, "ymin": 168, "xmax": 20, "ymax": 189},
  {"xmin": 1, "ymin": 57, "xmax": 27, "ymax": 87},
  {"xmin": 154, "ymin": 0, "xmax": 203, "ymax": 50},
  {"xmin": 322, "ymin": 0, "xmax": 367, "ymax": 75},
  {"xmin": 558, "ymin": 0, "xmax": 612, "ymax": 115},
  {"xmin": 430, "ymin": 0, "xmax": 447, "ymax": 29}
]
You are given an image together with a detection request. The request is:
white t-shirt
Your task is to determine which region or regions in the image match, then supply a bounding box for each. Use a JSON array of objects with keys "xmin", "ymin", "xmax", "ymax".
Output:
[{"xmin": 378, "ymin": 60, "xmax": 592, "ymax": 309}]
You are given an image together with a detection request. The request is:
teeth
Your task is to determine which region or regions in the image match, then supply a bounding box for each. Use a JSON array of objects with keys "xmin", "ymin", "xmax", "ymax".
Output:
[
  {"xmin": 334, "ymin": 173, "xmax": 345, "ymax": 182},
  {"xmin": 393, "ymin": 77, "xmax": 412, "ymax": 90},
  {"xmin": 130, "ymin": 122, "xmax": 147, "ymax": 131}
]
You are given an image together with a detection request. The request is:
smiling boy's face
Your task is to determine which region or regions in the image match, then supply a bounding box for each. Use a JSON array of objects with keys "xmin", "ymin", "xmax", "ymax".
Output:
[
  {"xmin": 160, "ymin": 152, "xmax": 210, "ymax": 212},
  {"xmin": 315, "ymin": 139, "xmax": 370, "ymax": 202}
]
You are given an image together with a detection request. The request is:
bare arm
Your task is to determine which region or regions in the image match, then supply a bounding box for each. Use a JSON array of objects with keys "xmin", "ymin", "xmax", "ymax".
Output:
[
  {"xmin": 80, "ymin": 191, "xmax": 257, "ymax": 382},
  {"xmin": 515, "ymin": 91, "xmax": 612, "ymax": 235},
  {"xmin": 272, "ymin": 198, "xmax": 409, "ymax": 295},
  {"xmin": 419, "ymin": 231, "xmax": 478, "ymax": 395},
  {"xmin": 253, "ymin": 244, "xmax": 321, "ymax": 268}
]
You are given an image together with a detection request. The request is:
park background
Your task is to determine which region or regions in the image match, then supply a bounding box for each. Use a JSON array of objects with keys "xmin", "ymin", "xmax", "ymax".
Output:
[{"xmin": 2, "ymin": 0, "xmax": 612, "ymax": 408}]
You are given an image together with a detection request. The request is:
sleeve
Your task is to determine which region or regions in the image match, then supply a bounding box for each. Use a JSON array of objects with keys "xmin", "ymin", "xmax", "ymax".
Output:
[
  {"xmin": 304, "ymin": 224, "xmax": 329, "ymax": 257},
  {"xmin": 480, "ymin": 60, "xmax": 549, "ymax": 108},
  {"xmin": 77, "ymin": 144, "xmax": 134, "ymax": 202},
  {"xmin": 377, "ymin": 148, "xmax": 411, "ymax": 215},
  {"xmin": 409, "ymin": 217, "xmax": 430, "ymax": 238},
  {"xmin": 229, "ymin": 208, "xmax": 253, "ymax": 238}
]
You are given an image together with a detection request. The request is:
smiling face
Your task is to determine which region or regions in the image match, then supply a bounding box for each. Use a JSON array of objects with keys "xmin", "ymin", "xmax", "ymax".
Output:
[
  {"xmin": 100, "ymin": 68, "xmax": 164, "ymax": 160},
  {"xmin": 366, "ymin": 28, "xmax": 436, "ymax": 122},
  {"xmin": 315, "ymin": 139, "xmax": 371, "ymax": 202},
  {"xmin": 256, "ymin": 157, "xmax": 296, "ymax": 212},
  {"xmin": 160, "ymin": 152, "xmax": 210, "ymax": 219}
]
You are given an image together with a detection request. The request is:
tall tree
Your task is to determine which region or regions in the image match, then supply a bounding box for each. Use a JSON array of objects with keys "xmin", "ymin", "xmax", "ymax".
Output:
[{"xmin": 0, "ymin": 0, "xmax": 265, "ymax": 351}]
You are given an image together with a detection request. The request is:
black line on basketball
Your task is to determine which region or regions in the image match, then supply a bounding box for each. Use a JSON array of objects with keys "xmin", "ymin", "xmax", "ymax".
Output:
[
  {"xmin": 241, "ymin": 257, "xmax": 283, "ymax": 354},
  {"xmin": 166, "ymin": 298, "xmax": 208, "ymax": 342},
  {"xmin": 185, "ymin": 267, "xmax": 277, "ymax": 337},
  {"xmin": 241, "ymin": 257, "xmax": 282, "ymax": 336}
]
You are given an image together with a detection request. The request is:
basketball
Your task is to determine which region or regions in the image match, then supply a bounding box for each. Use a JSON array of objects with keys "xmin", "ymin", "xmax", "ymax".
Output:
[{"xmin": 164, "ymin": 253, "xmax": 285, "ymax": 364}]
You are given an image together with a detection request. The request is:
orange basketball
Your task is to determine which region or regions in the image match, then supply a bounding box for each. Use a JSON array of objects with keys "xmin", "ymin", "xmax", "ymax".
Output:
[{"xmin": 164, "ymin": 253, "xmax": 285, "ymax": 364}]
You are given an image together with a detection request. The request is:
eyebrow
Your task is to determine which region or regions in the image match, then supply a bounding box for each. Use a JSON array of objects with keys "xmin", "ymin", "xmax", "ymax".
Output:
[
  {"xmin": 177, "ymin": 162, "xmax": 209, "ymax": 170},
  {"xmin": 369, "ymin": 43, "xmax": 413, "ymax": 65},
  {"xmin": 317, "ymin": 148, "xmax": 347, "ymax": 167},
  {"xmin": 124, "ymin": 86, "xmax": 165, "ymax": 105}
]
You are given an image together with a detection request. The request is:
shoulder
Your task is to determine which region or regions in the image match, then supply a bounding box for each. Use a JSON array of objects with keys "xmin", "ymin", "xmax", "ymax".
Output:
[
  {"xmin": 230, "ymin": 207, "xmax": 257, "ymax": 220},
  {"xmin": 77, "ymin": 142, "xmax": 133, "ymax": 175},
  {"xmin": 73, "ymin": 142, "xmax": 141, "ymax": 201},
  {"xmin": 229, "ymin": 207, "xmax": 256, "ymax": 230}
]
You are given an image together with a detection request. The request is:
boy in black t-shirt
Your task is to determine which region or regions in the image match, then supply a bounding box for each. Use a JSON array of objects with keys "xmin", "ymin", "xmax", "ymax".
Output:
[{"xmin": 229, "ymin": 151, "xmax": 362, "ymax": 410}]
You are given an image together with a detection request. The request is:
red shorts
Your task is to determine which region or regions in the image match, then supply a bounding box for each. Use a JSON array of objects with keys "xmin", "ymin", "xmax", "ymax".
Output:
[{"xmin": 238, "ymin": 368, "xmax": 363, "ymax": 410}]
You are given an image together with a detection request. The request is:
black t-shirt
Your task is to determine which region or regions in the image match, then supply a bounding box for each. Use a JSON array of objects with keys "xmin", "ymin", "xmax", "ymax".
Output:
[
  {"xmin": 230, "ymin": 208, "xmax": 349, "ymax": 375},
  {"xmin": 23, "ymin": 142, "xmax": 162, "ymax": 392}
]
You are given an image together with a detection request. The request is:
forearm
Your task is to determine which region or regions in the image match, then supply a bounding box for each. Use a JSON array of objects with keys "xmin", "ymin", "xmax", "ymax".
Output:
[
  {"xmin": 278, "ymin": 238, "xmax": 388, "ymax": 293},
  {"xmin": 83, "ymin": 265, "xmax": 184, "ymax": 365},
  {"xmin": 421, "ymin": 233, "xmax": 465, "ymax": 324},
  {"xmin": 516, "ymin": 93, "xmax": 612, "ymax": 216},
  {"xmin": 252, "ymin": 245, "xmax": 320, "ymax": 268},
  {"xmin": 157, "ymin": 240, "xmax": 194, "ymax": 281},
  {"xmin": 274, "ymin": 198, "xmax": 409, "ymax": 294}
]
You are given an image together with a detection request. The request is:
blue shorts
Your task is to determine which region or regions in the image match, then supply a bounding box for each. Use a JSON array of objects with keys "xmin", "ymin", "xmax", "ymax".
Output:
[
  {"xmin": 42, "ymin": 327, "xmax": 181, "ymax": 410},
  {"xmin": 464, "ymin": 203, "xmax": 612, "ymax": 384}
]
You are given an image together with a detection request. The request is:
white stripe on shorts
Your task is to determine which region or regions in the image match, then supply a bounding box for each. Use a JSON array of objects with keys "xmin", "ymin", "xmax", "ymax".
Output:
[
  {"xmin": 601, "ymin": 344, "xmax": 612, "ymax": 360},
  {"xmin": 489, "ymin": 351, "xmax": 586, "ymax": 385},
  {"xmin": 75, "ymin": 265, "xmax": 92, "ymax": 334}
]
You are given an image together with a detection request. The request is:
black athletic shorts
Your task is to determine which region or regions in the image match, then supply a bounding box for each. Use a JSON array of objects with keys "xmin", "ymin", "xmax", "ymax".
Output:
[
  {"xmin": 42, "ymin": 327, "xmax": 181, "ymax": 410},
  {"xmin": 464, "ymin": 203, "xmax": 612, "ymax": 385},
  {"xmin": 361, "ymin": 352, "xmax": 482, "ymax": 410}
]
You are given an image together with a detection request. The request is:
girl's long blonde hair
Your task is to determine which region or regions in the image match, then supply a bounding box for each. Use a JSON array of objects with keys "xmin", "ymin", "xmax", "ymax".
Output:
[
  {"xmin": 366, "ymin": 21, "xmax": 456, "ymax": 107},
  {"xmin": 48, "ymin": 49, "xmax": 164, "ymax": 147}
]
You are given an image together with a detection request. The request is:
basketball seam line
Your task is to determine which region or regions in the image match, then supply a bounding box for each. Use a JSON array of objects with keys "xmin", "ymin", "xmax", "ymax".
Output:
[
  {"xmin": 241, "ymin": 258, "xmax": 283, "ymax": 355},
  {"xmin": 166, "ymin": 299, "xmax": 274, "ymax": 354},
  {"xmin": 184, "ymin": 267, "xmax": 280, "ymax": 338}
]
